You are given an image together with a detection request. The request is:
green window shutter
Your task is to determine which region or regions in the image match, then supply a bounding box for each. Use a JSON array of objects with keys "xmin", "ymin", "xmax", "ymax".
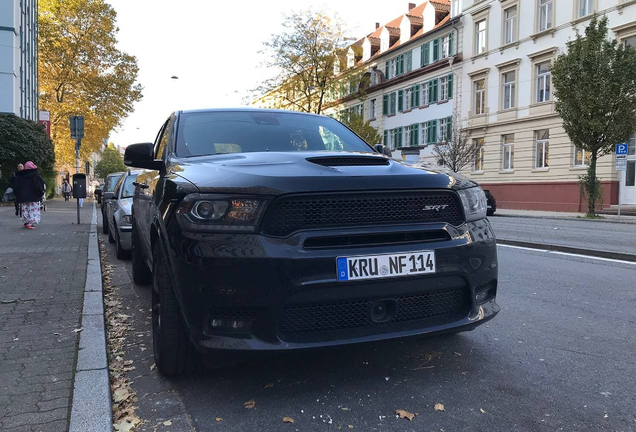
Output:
[
  {"xmin": 412, "ymin": 124, "xmax": 419, "ymax": 147},
  {"xmin": 384, "ymin": 129, "xmax": 388, "ymax": 146},
  {"xmin": 399, "ymin": 54, "xmax": 404, "ymax": 75},
  {"xmin": 426, "ymin": 121, "xmax": 432, "ymax": 144},
  {"xmin": 432, "ymin": 79, "xmax": 438, "ymax": 103},
  {"xmin": 383, "ymin": 94, "xmax": 388, "ymax": 116},
  {"xmin": 449, "ymin": 32, "xmax": 455, "ymax": 56},
  {"xmin": 422, "ymin": 43, "xmax": 430, "ymax": 66},
  {"xmin": 431, "ymin": 119, "xmax": 438, "ymax": 143},
  {"xmin": 428, "ymin": 81, "xmax": 434, "ymax": 104},
  {"xmin": 414, "ymin": 84, "xmax": 420, "ymax": 106},
  {"xmin": 406, "ymin": 51, "xmax": 412, "ymax": 72},
  {"xmin": 433, "ymin": 39, "xmax": 439, "ymax": 62},
  {"xmin": 390, "ymin": 92, "xmax": 396, "ymax": 114},
  {"xmin": 398, "ymin": 89, "xmax": 404, "ymax": 112},
  {"xmin": 446, "ymin": 116, "xmax": 452, "ymax": 139},
  {"xmin": 385, "ymin": 61, "xmax": 389, "ymax": 79},
  {"xmin": 398, "ymin": 127, "xmax": 403, "ymax": 147},
  {"xmin": 448, "ymin": 74, "xmax": 453, "ymax": 99}
]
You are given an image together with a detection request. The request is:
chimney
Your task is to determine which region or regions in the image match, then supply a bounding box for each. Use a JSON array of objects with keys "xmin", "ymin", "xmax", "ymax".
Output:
[
  {"xmin": 375, "ymin": 22, "xmax": 380, "ymax": 29},
  {"xmin": 408, "ymin": 2, "xmax": 416, "ymax": 11}
]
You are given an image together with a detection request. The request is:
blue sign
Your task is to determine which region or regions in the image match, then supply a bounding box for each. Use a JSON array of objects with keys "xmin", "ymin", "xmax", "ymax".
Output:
[
  {"xmin": 616, "ymin": 143, "xmax": 628, "ymax": 155},
  {"xmin": 337, "ymin": 257, "xmax": 348, "ymax": 281}
]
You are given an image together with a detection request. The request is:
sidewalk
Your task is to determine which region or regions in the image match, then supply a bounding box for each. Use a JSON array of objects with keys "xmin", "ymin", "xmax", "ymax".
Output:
[
  {"xmin": 494, "ymin": 208, "xmax": 636, "ymax": 224},
  {"xmin": 0, "ymin": 199, "xmax": 93, "ymax": 432}
]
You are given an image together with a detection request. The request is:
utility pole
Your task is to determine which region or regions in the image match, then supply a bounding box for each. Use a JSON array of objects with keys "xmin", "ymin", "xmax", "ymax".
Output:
[{"xmin": 70, "ymin": 116, "xmax": 85, "ymax": 224}]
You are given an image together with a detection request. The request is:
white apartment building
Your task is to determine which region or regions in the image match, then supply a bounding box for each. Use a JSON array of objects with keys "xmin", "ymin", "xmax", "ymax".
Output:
[
  {"xmin": 457, "ymin": 0, "xmax": 636, "ymax": 211},
  {"xmin": 0, "ymin": 0, "xmax": 38, "ymax": 120}
]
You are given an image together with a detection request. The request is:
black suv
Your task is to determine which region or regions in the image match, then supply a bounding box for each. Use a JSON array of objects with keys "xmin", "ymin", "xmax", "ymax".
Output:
[{"xmin": 124, "ymin": 109, "xmax": 499, "ymax": 375}]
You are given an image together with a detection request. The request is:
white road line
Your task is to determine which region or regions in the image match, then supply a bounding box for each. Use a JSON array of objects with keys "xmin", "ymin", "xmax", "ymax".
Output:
[{"xmin": 497, "ymin": 244, "xmax": 636, "ymax": 266}]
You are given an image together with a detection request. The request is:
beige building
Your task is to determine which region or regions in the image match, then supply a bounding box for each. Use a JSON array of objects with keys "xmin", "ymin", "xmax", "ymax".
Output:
[{"xmin": 457, "ymin": 0, "xmax": 636, "ymax": 211}]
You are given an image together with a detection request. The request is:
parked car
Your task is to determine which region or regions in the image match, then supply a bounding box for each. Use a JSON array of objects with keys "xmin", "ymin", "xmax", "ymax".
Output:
[
  {"xmin": 101, "ymin": 172, "xmax": 124, "ymax": 234},
  {"xmin": 106, "ymin": 170, "xmax": 140, "ymax": 259},
  {"xmin": 124, "ymin": 109, "xmax": 499, "ymax": 376},
  {"xmin": 484, "ymin": 190, "xmax": 497, "ymax": 216}
]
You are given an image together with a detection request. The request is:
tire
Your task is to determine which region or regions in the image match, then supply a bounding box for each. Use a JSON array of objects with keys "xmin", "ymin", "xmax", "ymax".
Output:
[
  {"xmin": 132, "ymin": 223, "xmax": 152, "ymax": 285},
  {"xmin": 115, "ymin": 227, "xmax": 130, "ymax": 260},
  {"xmin": 108, "ymin": 220, "xmax": 115, "ymax": 243},
  {"xmin": 102, "ymin": 211, "xmax": 108, "ymax": 235},
  {"xmin": 152, "ymin": 243, "xmax": 199, "ymax": 376}
]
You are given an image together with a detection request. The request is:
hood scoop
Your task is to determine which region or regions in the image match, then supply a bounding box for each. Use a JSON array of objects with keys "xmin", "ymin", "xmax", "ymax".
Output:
[{"xmin": 306, "ymin": 156, "xmax": 390, "ymax": 167}]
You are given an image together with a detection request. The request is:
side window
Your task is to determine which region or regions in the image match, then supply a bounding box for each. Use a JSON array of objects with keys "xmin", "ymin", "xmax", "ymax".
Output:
[
  {"xmin": 153, "ymin": 120, "xmax": 169, "ymax": 159},
  {"xmin": 156, "ymin": 117, "xmax": 173, "ymax": 160}
]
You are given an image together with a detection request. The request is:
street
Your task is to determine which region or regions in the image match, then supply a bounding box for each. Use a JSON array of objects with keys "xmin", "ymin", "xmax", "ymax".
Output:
[{"xmin": 100, "ymin": 226, "xmax": 636, "ymax": 432}]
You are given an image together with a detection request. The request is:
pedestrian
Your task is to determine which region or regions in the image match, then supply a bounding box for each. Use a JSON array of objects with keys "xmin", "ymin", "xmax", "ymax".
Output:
[
  {"xmin": 11, "ymin": 161, "xmax": 45, "ymax": 230},
  {"xmin": 10, "ymin": 163, "xmax": 24, "ymax": 216},
  {"xmin": 62, "ymin": 179, "xmax": 72, "ymax": 201}
]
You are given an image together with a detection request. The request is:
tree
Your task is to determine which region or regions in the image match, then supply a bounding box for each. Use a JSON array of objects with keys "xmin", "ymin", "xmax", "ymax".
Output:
[
  {"xmin": 259, "ymin": 9, "xmax": 350, "ymax": 114},
  {"xmin": 551, "ymin": 15, "xmax": 636, "ymax": 215},
  {"xmin": 95, "ymin": 144, "xmax": 126, "ymax": 179},
  {"xmin": 432, "ymin": 117, "xmax": 475, "ymax": 173},
  {"xmin": 340, "ymin": 112, "xmax": 382, "ymax": 145},
  {"xmin": 38, "ymin": 0, "xmax": 143, "ymax": 166},
  {"xmin": 0, "ymin": 114, "xmax": 56, "ymax": 182}
]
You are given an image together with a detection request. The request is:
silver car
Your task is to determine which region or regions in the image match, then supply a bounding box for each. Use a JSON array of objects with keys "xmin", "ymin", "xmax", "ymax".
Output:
[{"xmin": 106, "ymin": 170, "xmax": 140, "ymax": 259}]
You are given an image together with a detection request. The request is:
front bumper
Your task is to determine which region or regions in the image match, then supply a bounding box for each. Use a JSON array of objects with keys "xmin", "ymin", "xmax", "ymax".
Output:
[{"xmin": 165, "ymin": 219, "xmax": 499, "ymax": 352}]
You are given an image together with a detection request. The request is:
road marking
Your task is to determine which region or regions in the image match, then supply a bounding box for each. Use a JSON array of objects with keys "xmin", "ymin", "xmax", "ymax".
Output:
[{"xmin": 497, "ymin": 244, "xmax": 636, "ymax": 266}]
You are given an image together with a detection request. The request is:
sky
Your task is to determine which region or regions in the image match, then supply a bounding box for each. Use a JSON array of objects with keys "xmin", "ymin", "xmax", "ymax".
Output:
[{"xmin": 106, "ymin": 0, "xmax": 413, "ymax": 147}]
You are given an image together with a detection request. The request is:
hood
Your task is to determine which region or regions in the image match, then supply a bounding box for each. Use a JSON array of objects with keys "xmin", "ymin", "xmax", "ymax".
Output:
[{"xmin": 169, "ymin": 152, "xmax": 477, "ymax": 196}]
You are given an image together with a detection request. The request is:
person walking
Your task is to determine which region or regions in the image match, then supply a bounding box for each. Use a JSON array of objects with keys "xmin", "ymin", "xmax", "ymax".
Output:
[
  {"xmin": 11, "ymin": 161, "xmax": 45, "ymax": 230},
  {"xmin": 62, "ymin": 179, "xmax": 72, "ymax": 201},
  {"xmin": 10, "ymin": 163, "xmax": 24, "ymax": 216}
]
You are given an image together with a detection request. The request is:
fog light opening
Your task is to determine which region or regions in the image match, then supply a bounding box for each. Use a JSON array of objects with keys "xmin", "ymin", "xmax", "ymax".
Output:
[{"xmin": 475, "ymin": 289, "xmax": 490, "ymax": 304}]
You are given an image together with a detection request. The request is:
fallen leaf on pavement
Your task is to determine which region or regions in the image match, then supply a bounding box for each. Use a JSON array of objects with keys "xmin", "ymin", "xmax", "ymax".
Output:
[
  {"xmin": 150, "ymin": 363, "xmax": 156, "ymax": 371},
  {"xmin": 265, "ymin": 382, "xmax": 274, "ymax": 389},
  {"xmin": 453, "ymin": 352, "xmax": 461, "ymax": 356},
  {"xmin": 244, "ymin": 399, "xmax": 256, "ymax": 409},
  {"xmin": 216, "ymin": 418, "xmax": 223, "ymax": 422},
  {"xmin": 163, "ymin": 420, "xmax": 172, "ymax": 426},
  {"xmin": 341, "ymin": 407, "xmax": 350, "ymax": 411},
  {"xmin": 73, "ymin": 328, "xmax": 83, "ymax": 333},
  {"xmin": 480, "ymin": 408, "xmax": 486, "ymax": 414},
  {"xmin": 434, "ymin": 403, "xmax": 445, "ymax": 412},
  {"xmin": 348, "ymin": 426, "xmax": 354, "ymax": 429},
  {"xmin": 395, "ymin": 409, "xmax": 416, "ymax": 421},
  {"xmin": 113, "ymin": 388, "xmax": 131, "ymax": 403},
  {"xmin": 283, "ymin": 417, "xmax": 295, "ymax": 423}
]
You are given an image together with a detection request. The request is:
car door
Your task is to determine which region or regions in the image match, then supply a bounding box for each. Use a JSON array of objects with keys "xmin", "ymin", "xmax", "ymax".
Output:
[{"xmin": 135, "ymin": 117, "xmax": 172, "ymax": 258}]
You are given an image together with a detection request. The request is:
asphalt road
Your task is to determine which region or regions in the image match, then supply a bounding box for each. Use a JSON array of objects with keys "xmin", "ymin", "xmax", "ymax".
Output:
[{"xmin": 104, "ymin": 236, "xmax": 636, "ymax": 432}]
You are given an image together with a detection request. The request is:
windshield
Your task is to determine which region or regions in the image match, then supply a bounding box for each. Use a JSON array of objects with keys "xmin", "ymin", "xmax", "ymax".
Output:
[
  {"xmin": 105, "ymin": 174, "xmax": 122, "ymax": 192},
  {"xmin": 176, "ymin": 111, "xmax": 373, "ymax": 157},
  {"xmin": 121, "ymin": 174, "xmax": 138, "ymax": 199}
]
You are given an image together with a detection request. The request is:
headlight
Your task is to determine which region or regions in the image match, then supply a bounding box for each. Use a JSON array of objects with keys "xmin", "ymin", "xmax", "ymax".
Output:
[
  {"xmin": 458, "ymin": 187, "xmax": 487, "ymax": 222},
  {"xmin": 176, "ymin": 194, "xmax": 268, "ymax": 232},
  {"xmin": 121, "ymin": 215, "xmax": 133, "ymax": 225}
]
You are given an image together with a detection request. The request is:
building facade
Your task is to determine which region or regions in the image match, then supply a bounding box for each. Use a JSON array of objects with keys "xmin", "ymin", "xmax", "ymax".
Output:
[
  {"xmin": 457, "ymin": 0, "xmax": 636, "ymax": 210},
  {"xmin": 0, "ymin": 0, "xmax": 38, "ymax": 121}
]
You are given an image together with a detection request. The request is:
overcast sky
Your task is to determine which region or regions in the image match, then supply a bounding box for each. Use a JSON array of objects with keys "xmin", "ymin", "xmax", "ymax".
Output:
[{"xmin": 106, "ymin": 0, "xmax": 412, "ymax": 146}]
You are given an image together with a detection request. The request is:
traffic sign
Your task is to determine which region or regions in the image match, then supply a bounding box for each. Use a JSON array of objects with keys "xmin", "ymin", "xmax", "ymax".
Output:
[
  {"xmin": 616, "ymin": 143, "xmax": 628, "ymax": 155},
  {"xmin": 70, "ymin": 116, "xmax": 84, "ymax": 139},
  {"xmin": 616, "ymin": 159, "xmax": 627, "ymax": 171}
]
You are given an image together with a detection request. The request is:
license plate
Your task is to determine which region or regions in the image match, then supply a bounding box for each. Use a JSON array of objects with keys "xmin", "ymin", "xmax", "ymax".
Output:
[{"xmin": 337, "ymin": 251, "xmax": 436, "ymax": 282}]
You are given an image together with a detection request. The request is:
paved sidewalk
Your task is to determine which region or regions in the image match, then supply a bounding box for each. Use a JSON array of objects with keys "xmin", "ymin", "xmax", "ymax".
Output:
[
  {"xmin": 494, "ymin": 208, "xmax": 636, "ymax": 224},
  {"xmin": 0, "ymin": 200, "xmax": 93, "ymax": 432},
  {"xmin": 490, "ymin": 214, "xmax": 636, "ymax": 260}
]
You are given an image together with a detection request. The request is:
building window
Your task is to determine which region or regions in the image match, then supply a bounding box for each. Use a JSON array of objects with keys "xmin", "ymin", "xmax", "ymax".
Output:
[
  {"xmin": 536, "ymin": 61, "xmax": 551, "ymax": 103},
  {"xmin": 404, "ymin": 127, "xmax": 411, "ymax": 148},
  {"xmin": 535, "ymin": 129, "xmax": 549, "ymax": 168},
  {"xmin": 441, "ymin": 35, "xmax": 450, "ymax": 59},
  {"xmin": 503, "ymin": 6, "xmax": 517, "ymax": 45},
  {"xmin": 503, "ymin": 71, "xmax": 516, "ymax": 109},
  {"xmin": 438, "ymin": 117, "xmax": 448, "ymax": 142},
  {"xmin": 421, "ymin": 82, "xmax": 429, "ymax": 106},
  {"xmin": 474, "ymin": 79, "xmax": 486, "ymax": 115},
  {"xmin": 421, "ymin": 122, "xmax": 429, "ymax": 145},
  {"xmin": 475, "ymin": 19, "xmax": 487, "ymax": 55},
  {"xmin": 369, "ymin": 99, "xmax": 376, "ymax": 119},
  {"xmin": 623, "ymin": 35, "xmax": 636, "ymax": 49},
  {"xmin": 574, "ymin": 146, "xmax": 590, "ymax": 166},
  {"xmin": 390, "ymin": 58, "xmax": 398, "ymax": 78},
  {"xmin": 502, "ymin": 134, "xmax": 514, "ymax": 170},
  {"xmin": 538, "ymin": 0, "xmax": 553, "ymax": 32},
  {"xmin": 439, "ymin": 76, "xmax": 448, "ymax": 101},
  {"xmin": 404, "ymin": 87, "xmax": 412, "ymax": 110},
  {"xmin": 474, "ymin": 138, "xmax": 485, "ymax": 171},
  {"xmin": 578, "ymin": 0, "xmax": 593, "ymax": 17}
]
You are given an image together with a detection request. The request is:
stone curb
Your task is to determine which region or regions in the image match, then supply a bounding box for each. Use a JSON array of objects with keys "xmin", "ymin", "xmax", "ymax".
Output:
[
  {"xmin": 491, "ymin": 213, "xmax": 636, "ymax": 225},
  {"xmin": 497, "ymin": 239, "xmax": 636, "ymax": 263},
  {"xmin": 69, "ymin": 203, "xmax": 112, "ymax": 432}
]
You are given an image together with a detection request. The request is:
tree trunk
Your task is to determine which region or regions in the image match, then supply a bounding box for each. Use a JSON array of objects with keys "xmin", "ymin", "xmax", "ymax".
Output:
[{"xmin": 587, "ymin": 151, "xmax": 598, "ymax": 216}]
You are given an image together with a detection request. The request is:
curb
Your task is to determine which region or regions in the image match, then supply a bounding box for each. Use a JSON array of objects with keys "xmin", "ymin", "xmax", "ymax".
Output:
[
  {"xmin": 491, "ymin": 213, "xmax": 636, "ymax": 225},
  {"xmin": 69, "ymin": 203, "xmax": 112, "ymax": 432},
  {"xmin": 497, "ymin": 239, "xmax": 636, "ymax": 263}
]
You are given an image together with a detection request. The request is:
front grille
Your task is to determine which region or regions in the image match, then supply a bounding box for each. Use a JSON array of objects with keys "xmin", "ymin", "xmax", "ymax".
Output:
[
  {"xmin": 306, "ymin": 156, "xmax": 390, "ymax": 167},
  {"xmin": 278, "ymin": 288, "xmax": 469, "ymax": 342},
  {"xmin": 260, "ymin": 191, "xmax": 464, "ymax": 236}
]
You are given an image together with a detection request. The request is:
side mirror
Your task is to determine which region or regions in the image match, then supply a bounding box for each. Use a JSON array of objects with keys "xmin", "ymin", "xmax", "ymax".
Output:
[
  {"xmin": 124, "ymin": 142, "xmax": 163, "ymax": 170},
  {"xmin": 374, "ymin": 144, "xmax": 392, "ymax": 156},
  {"xmin": 103, "ymin": 191, "xmax": 114, "ymax": 201}
]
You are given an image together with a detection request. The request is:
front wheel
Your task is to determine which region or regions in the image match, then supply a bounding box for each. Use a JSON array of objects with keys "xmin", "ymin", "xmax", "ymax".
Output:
[{"xmin": 152, "ymin": 243, "xmax": 198, "ymax": 376}]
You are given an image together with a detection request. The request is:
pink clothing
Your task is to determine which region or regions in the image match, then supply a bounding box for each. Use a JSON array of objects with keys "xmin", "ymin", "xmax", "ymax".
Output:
[{"xmin": 24, "ymin": 161, "xmax": 37, "ymax": 170}]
